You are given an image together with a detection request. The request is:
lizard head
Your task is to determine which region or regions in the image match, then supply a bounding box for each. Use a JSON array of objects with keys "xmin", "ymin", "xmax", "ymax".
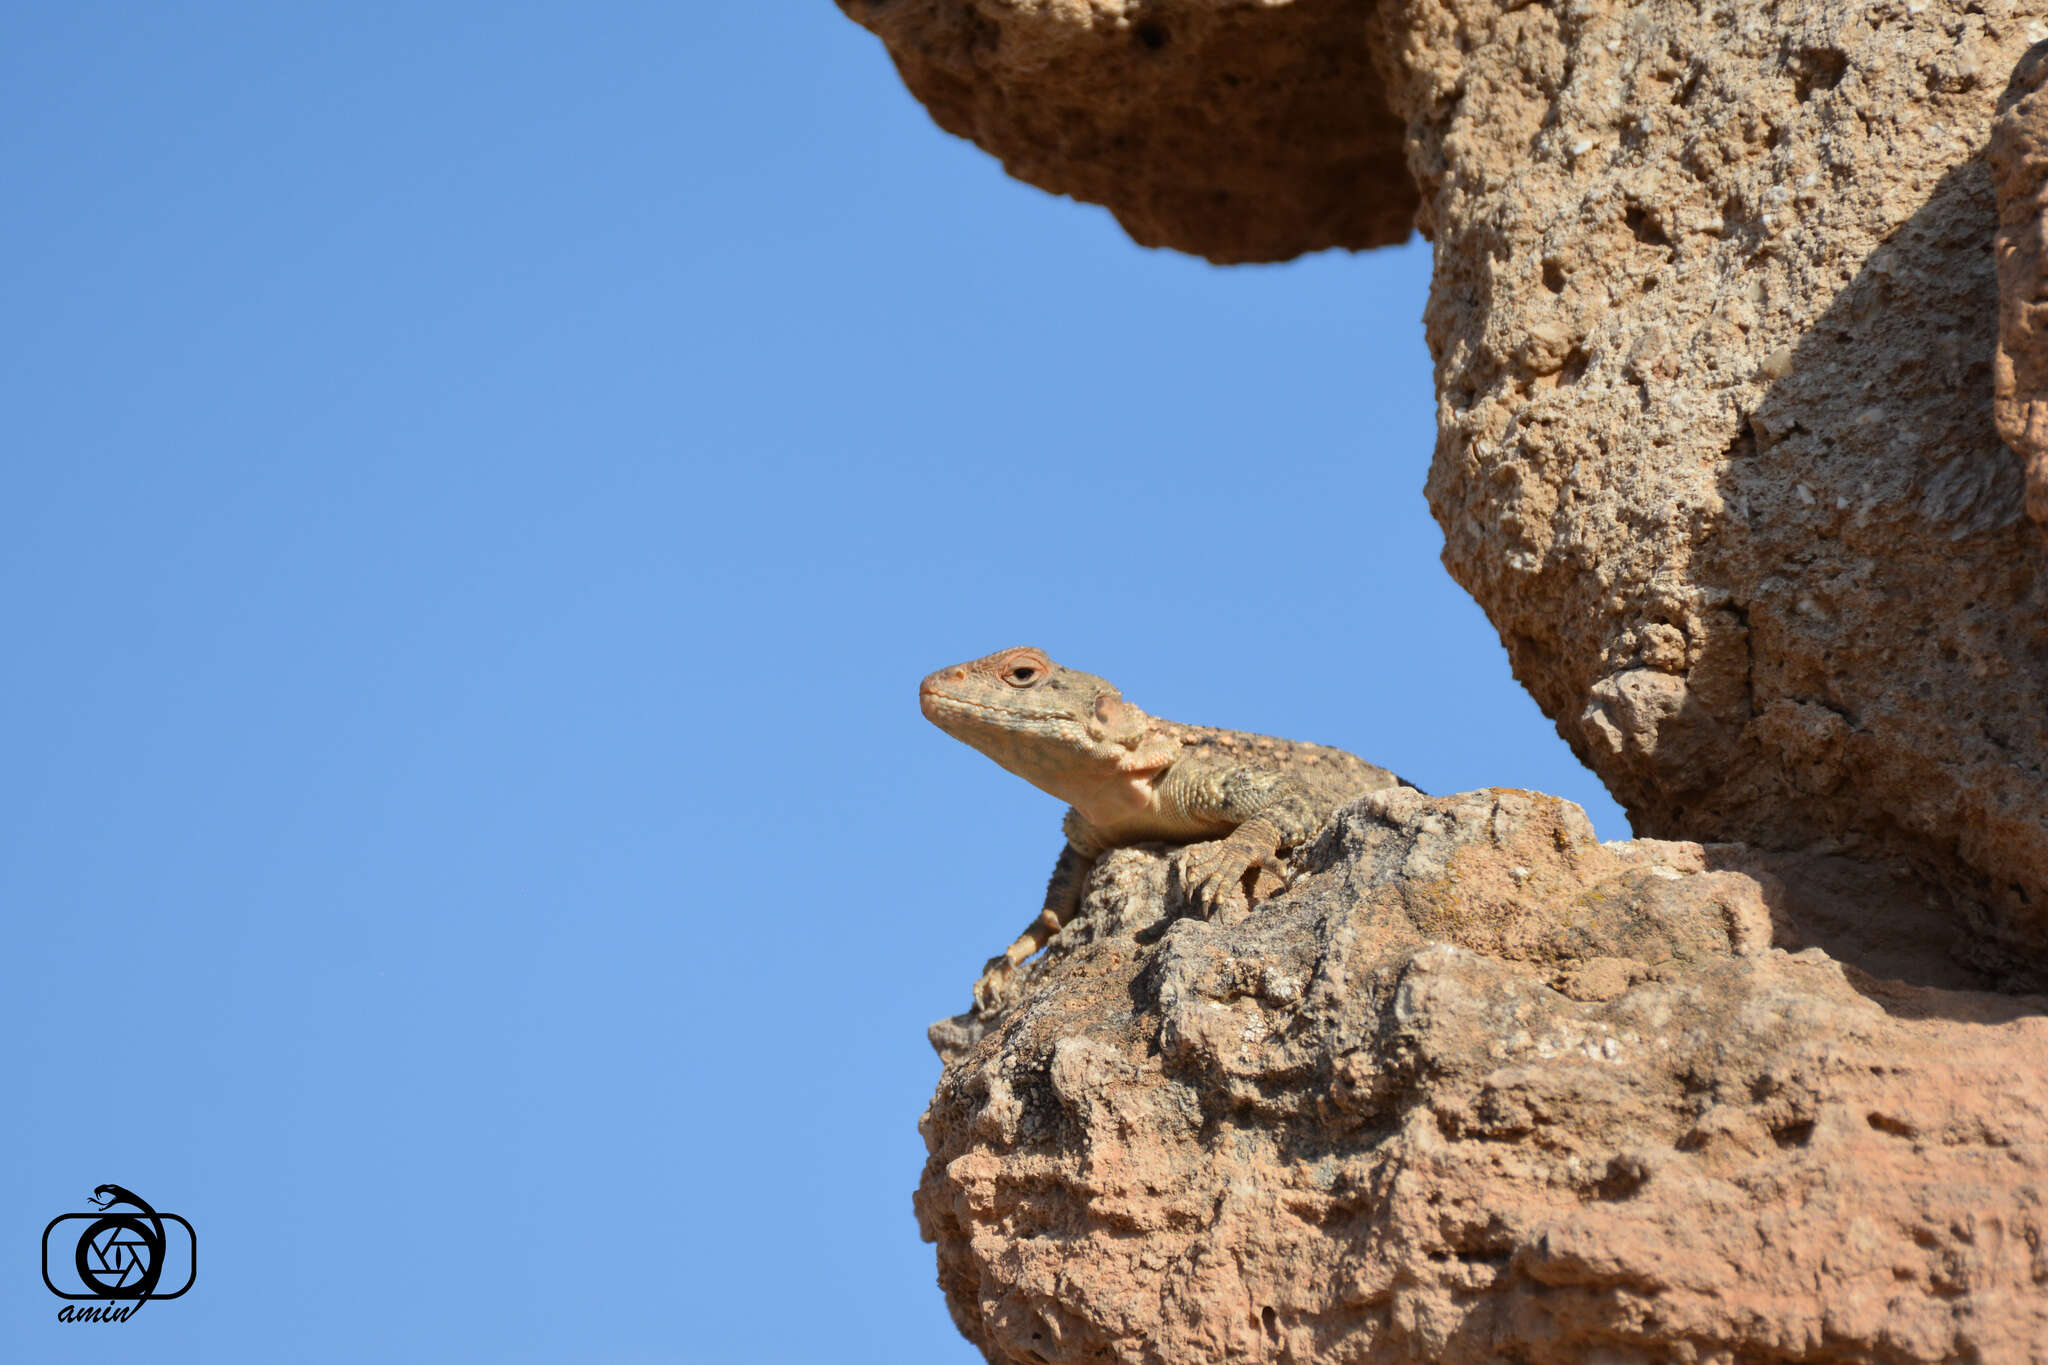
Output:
[{"xmin": 920, "ymin": 648, "xmax": 1168, "ymax": 803}]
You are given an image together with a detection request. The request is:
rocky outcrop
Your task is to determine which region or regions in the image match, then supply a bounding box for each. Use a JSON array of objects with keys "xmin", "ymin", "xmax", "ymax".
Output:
[
  {"xmin": 919, "ymin": 791, "xmax": 2048, "ymax": 1364},
  {"xmin": 832, "ymin": 0, "xmax": 1414, "ymax": 263},
  {"xmin": 839, "ymin": 0, "xmax": 2048, "ymax": 980},
  {"xmin": 1387, "ymin": 0, "xmax": 2048, "ymax": 984}
]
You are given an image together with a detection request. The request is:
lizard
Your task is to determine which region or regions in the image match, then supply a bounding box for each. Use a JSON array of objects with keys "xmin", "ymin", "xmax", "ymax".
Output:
[{"xmin": 919, "ymin": 646, "xmax": 1415, "ymax": 1012}]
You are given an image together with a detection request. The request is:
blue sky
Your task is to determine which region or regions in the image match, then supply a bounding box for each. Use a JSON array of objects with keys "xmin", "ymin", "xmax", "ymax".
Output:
[{"xmin": 0, "ymin": 6, "xmax": 1626, "ymax": 1361}]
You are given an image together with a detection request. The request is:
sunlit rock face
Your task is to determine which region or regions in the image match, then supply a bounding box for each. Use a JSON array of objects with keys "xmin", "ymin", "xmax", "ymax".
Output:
[
  {"xmin": 1379, "ymin": 0, "xmax": 2048, "ymax": 980},
  {"xmin": 919, "ymin": 790, "xmax": 2048, "ymax": 1364}
]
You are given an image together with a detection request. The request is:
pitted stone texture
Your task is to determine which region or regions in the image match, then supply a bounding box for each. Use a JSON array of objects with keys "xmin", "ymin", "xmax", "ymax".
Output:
[
  {"xmin": 1367, "ymin": 0, "xmax": 2048, "ymax": 978},
  {"xmin": 1993, "ymin": 40, "xmax": 2048, "ymax": 522},
  {"xmin": 919, "ymin": 790, "xmax": 2048, "ymax": 1364},
  {"xmin": 834, "ymin": 0, "xmax": 1416, "ymax": 263}
]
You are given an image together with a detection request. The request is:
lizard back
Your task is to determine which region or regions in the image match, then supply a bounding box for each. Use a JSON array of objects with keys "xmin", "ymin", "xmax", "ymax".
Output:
[{"xmin": 1156, "ymin": 720, "xmax": 1411, "ymax": 809}]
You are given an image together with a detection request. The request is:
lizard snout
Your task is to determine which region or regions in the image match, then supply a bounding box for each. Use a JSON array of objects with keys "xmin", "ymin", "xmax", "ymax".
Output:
[
  {"xmin": 919, "ymin": 669, "xmax": 970, "ymax": 722},
  {"xmin": 918, "ymin": 668, "xmax": 969, "ymax": 698}
]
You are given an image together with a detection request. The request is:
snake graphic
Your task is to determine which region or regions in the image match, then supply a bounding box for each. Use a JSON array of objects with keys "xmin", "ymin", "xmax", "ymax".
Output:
[{"xmin": 76, "ymin": 1184, "xmax": 165, "ymax": 1299}]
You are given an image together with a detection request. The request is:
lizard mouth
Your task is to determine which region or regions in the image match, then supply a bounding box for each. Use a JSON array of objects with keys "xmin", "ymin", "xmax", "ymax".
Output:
[{"xmin": 920, "ymin": 690, "xmax": 1074, "ymax": 728}]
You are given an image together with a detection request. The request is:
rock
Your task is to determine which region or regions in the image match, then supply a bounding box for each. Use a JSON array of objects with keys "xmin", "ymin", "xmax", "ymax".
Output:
[
  {"xmin": 832, "ymin": 0, "xmax": 1415, "ymax": 263},
  {"xmin": 1992, "ymin": 40, "xmax": 2048, "ymax": 523},
  {"xmin": 918, "ymin": 790, "xmax": 2048, "ymax": 1364},
  {"xmin": 1377, "ymin": 0, "xmax": 2048, "ymax": 981},
  {"xmin": 843, "ymin": 0, "xmax": 2048, "ymax": 978}
]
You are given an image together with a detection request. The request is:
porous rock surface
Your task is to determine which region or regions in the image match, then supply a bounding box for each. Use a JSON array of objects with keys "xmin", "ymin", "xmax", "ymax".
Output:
[
  {"xmin": 841, "ymin": 0, "xmax": 2048, "ymax": 978},
  {"xmin": 919, "ymin": 790, "xmax": 2048, "ymax": 1364},
  {"xmin": 1992, "ymin": 40, "xmax": 2048, "ymax": 522},
  {"xmin": 1389, "ymin": 0, "xmax": 2048, "ymax": 983},
  {"xmin": 832, "ymin": 0, "xmax": 1415, "ymax": 263}
]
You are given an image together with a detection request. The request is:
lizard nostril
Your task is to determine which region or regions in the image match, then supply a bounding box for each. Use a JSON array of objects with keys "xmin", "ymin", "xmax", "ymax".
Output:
[{"xmin": 951, "ymin": 669, "xmax": 967, "ymax": 681}]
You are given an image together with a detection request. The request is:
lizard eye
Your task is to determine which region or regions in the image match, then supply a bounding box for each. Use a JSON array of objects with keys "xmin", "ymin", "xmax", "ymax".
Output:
[{"xmin": 998, "ymin": 651, "xmax": 1049, "ymax": 687}]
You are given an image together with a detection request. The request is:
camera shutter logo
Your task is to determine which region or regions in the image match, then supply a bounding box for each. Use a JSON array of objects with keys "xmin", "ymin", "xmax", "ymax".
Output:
[{"xmin": 41, "ymin": 1185, "xmax": 196, "ymax": 1320}]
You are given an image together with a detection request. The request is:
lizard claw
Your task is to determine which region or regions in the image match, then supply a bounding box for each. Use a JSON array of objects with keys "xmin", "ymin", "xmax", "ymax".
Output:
[
  {"xmin": 972, "ymin": 954, "xmax": 1016, "ymax": 1014},
  {"xmin": 1177, "ymin": 841, "xmax": 1250, "ymax": 921},
  {"xmin": 1179, "ymin": 839, "xmax": 1289, "ymax": 922}
]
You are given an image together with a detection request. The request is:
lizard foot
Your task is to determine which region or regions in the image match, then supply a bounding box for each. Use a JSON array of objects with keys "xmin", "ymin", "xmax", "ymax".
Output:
[
  {"xmin": 972, "ymin": 955, "xmax": 1017, "ymax": 1014},
  {"xmin": 1179, "ymin": 836, "xmax": 1288, "ymax": 922}
]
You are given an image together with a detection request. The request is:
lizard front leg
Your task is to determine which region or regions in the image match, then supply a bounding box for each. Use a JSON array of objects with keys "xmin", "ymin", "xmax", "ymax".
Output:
[
  {"xmin": 973, "ymin": 836, "xmax": 1096, "ymax": 1013},
  {"xmin": 1169, "ymin": 763, "xmax": 1323, "ymax": 921}
]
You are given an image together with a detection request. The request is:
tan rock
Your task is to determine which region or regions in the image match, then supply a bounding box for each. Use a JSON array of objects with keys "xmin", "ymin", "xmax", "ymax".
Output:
[
  {"xmin": 1380, "ymin": 0, "xmax": 2048, "ymax": 980},
  {"xmin": 919, "ymin": 791, "xmax": 2048, "ymax": 1364}
]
